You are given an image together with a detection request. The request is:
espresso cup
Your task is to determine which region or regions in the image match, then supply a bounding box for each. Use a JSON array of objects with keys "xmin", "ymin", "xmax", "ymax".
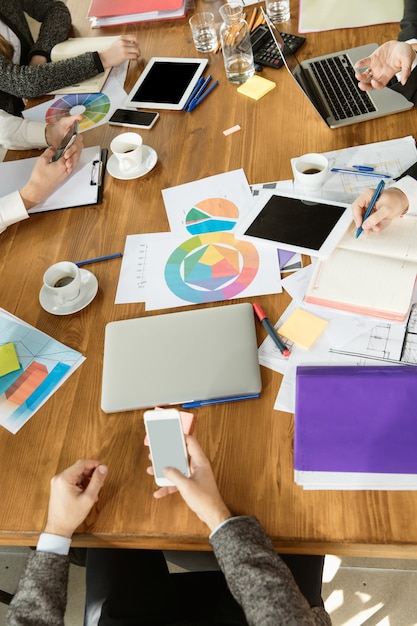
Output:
[
  {"xmin": 43, "ymin": 261, "xmax": 81, "ymax": 306},
  {"xmin": 110, "ymin": 132, "xmax": 143, "ymax": 172},
  {"xmin": 292, "ymin": 153, "xmax": 329, "ymax": 191}
]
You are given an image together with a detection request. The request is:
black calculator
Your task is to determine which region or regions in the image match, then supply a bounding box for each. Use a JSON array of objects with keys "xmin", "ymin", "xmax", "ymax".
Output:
[{"xmin": 250, "ymin": 24, "xmax": 306, "ymax": 69}]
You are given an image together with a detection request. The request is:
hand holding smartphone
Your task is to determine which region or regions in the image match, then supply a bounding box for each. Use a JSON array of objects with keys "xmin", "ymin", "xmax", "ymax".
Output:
[
  {"xmin": 144, "ymin": 408, "xmax": 190, "ymax": 486},
  {"xmin": 51, "ymin": 121, "xmax": 78, "ymax": 162}
]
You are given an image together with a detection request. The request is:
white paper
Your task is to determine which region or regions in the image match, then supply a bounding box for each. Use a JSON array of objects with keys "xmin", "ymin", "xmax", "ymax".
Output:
[{"xmin": 299, "ymin": 0, "xmax": 403, "ymax": 33}]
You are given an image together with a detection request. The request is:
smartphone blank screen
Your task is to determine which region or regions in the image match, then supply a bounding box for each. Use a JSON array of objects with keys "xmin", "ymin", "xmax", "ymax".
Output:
[{"xmin": 146, "ymin": 418, "xmax": 188, "ymax": 478}]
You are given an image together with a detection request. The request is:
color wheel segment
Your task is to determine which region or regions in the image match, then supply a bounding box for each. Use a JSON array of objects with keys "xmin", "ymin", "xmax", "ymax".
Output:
[
  {"xmin": 165, "ymin": 232, "xmax": 259, "ymax": 304},
  {"xmin": 45, "ymin": 93, "xmax": 110, "ymax": 131}
]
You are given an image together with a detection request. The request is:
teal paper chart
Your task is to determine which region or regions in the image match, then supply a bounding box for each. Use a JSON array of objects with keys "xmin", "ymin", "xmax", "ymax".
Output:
[{"xmin": 0, "ymin": 311, "xmax": 84, "ymax": 434}]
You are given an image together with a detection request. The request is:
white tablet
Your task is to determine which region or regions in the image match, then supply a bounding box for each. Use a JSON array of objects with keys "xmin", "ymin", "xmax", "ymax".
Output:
[
  {"xmin": 124, "ymin": 57, "xmax": 208, "ymax": 110},
  {"xmin": 234, "ymin": 191, "xmax": 352, "ymax": 258}
]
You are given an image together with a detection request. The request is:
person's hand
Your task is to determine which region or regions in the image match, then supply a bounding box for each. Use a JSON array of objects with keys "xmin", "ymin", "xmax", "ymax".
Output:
[
  {"xmin": 44, "ymin": 460, "xmax": 108, "ymax": 538},
  {"xmin": 150, "ymin": 435, "xmax": 232, "ymax": 531},
  {"xmin": 19, "ymin": 135, "xmax": 83, "ymax": 209},
  {"xmin": 99, "ymin": 35, "xmax": 140, "ymax": 69},
  {"xmin": 29, "ymin": 54, "xmax": 48, "ymax": 66},
  {"xmin": 351, "ymin": 187, "xmax": 409, "ymax": 232},
  {"xmin": 355, "ymin": 41, "xmax": 416, "ymax": 91},
  {"xmin": 45, "ymin": 114, "xmax": 82, "ymax": 149}
]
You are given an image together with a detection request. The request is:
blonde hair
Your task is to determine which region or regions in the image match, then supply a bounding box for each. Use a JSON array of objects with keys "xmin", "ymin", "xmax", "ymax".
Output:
[{"xmin": 0, "ymin": 35, "xmax": 14, "ymax": 60}]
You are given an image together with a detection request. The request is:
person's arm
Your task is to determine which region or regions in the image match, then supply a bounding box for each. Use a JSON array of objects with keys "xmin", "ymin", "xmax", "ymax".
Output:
[
  {"xmin": 6, "ymin": 460, "xmax": 107, "ymax": 626},
  {"xmin": 399, "ymin": 0, "xmax": 417, "ymax": 42},
  {"xmin": 0, "ymin": 110, "xmax": 47, "ymax": 149},
  {"xmin": 354, "ymin": 41, "xmax": 417, "ymax": 90},
  {"xmin": 152, "ymin": 436, "xmax": 330, "ymax": 626},
  {"xmin": 22, "ymin": 0, "xmax": 72, "ymax": 62},
  {"xmin": 0, "ymin": 132, "xmax": 82, "ymax": 234},
  {"xmin": 0, "ymin": 37, "xmax": 140, "ymax": 99},
  {"xmin": 351, "ymin": 162, "xmax": 417, "ymax": 232}
]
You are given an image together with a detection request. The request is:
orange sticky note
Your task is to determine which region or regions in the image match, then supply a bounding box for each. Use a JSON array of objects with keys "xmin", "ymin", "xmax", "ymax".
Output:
[
  {"xmin": 144, "ymin": 408, "xmax": 195, "ymax": 446},
  {"xmin": 278, "ymin": 308, "xmax": 328, "ymax": 350}
]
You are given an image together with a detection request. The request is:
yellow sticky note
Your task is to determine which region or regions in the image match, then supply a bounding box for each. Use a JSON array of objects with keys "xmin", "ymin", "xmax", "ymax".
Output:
[
  {"xmin": 237, "ymin": 75, "xmax": 276, "ymax": 100},
  {"xmin": 0, "ymin": 342, "xmax": 20, "ymax": 377},
  {"xmin": 278, "ymin": 308, "xmax": 328, "ymax": 350}
]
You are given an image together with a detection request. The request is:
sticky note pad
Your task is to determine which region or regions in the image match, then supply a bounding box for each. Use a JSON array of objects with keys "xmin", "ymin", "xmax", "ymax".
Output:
[
  {"xmin": 278, "ymin": 308, "xmax": 328, "ymax": 350},
  {"xmin": 237, "ymin": 75, "xmax": 276, "ymax": 100},
  {"xmin": 0, "ymin": 342, "xmax": 20, "ymax": 377}
]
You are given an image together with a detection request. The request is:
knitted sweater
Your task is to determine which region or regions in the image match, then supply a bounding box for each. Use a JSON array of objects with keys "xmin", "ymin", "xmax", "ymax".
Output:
[
  {"xmin": 0, "ymin": 0, "xmax": 103, "ymax": 115},
  {"xmin": 7, "ymin": 517, "xmax": 331, "ymax": 625}
]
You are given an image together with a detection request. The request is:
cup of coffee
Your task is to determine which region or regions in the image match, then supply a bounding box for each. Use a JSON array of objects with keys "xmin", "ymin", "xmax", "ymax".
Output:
[
  {"xmin": 292, "ymin": 153, "xmax": 329, "ymax": 191},
  {"xmin": 110, "ymin": 132, "xmax": 143, "ymax": 172},
  {"xmin": 43, "ymin": 261, "xmax": 81, "ymax": 306}
]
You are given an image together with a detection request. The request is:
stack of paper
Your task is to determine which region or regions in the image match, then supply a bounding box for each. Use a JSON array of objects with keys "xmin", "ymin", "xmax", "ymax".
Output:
[
  {"xmin": 294, "ymin": 365, "xmax": 417, "ymax": 490},
  {"xmin": 87, "ymin": 0, "xmax": 187, "ymax": 28}
]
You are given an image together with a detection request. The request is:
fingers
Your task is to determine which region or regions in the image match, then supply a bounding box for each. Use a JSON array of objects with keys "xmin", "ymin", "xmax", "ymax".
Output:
[
  {"xmin": 84, "ymin": 464, "xmax": 108, "ymax": 502},
  {"xmin": 351, "ymin": 188, "xmax": 375, "ymax": 227},
  {"xmin": 153, "ymin": 484, "xmax": 179, "ymax": 499}
]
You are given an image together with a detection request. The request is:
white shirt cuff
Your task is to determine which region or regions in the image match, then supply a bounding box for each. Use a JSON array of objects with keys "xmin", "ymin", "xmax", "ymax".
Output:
[
  {"xmin": 209, "ymin": 515, "xmax": 245, "ymax": 539},
  {"xmin": 396, "ymin": 39, "xmax": 417, "ymax": 81},
  {"xmin": 36, "ymin": 533, "xmax": 72, "ymax": 556},
  {"xmin": 390, "ymin": 175, "xmax": 417, "ymax": 215}
]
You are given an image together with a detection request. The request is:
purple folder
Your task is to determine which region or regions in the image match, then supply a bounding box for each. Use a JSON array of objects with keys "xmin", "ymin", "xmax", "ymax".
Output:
[{"xmin": 294, "ymin": 365, "xmax": 417, "ymax": 475}]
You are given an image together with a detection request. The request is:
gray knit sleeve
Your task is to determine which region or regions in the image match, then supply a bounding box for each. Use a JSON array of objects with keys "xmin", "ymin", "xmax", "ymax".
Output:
[
  {"xmin": 210, "ymin": 516, "xmax": 331, "ymax": 626},
  {"xmin": 21, "ymin": 0, "xmax": 72, "ymax": 60},
  {"xmin": 6, "ymin": 551, "xmax": 69, "ymax": 626}
]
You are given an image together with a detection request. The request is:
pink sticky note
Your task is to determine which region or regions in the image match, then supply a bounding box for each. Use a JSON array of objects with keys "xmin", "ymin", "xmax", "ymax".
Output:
[{"xmin": 144, "ymin": 407, "xmax": 195, "ymax": 446}]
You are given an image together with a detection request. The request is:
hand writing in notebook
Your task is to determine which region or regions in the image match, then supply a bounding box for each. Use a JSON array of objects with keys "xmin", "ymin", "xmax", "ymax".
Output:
[{"xmin": 352, "ymin": 185, "xmax": 410, "ymax": 233}]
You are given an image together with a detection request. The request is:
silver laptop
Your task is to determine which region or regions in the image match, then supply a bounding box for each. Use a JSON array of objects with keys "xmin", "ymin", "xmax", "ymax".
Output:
[
  {"xmin": 101, "ymin": 303, "xmax": 262, "ymax": 413},
  {"xmin": 263, "ymin": 9, "xmax": 413, "ymax": 128}
]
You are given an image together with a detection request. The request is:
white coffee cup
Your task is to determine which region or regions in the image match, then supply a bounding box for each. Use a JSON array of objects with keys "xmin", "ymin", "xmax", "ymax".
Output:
[
  {"xmin": 43, "ymin": 261, "xmax": 81, "ymax": 306},
  {"xmin": 110, "ymin": 132, "xmax": 143, "ymax": 172},
  {"xmin": 292, "ymin": 153, "xmax": 329, "ymax": 191}
]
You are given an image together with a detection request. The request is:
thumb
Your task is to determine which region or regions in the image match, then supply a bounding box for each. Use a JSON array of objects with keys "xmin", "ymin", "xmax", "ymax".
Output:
[
  {"xmin": 41, "ymin": 146, "xmax": 57, "ymax": 162},
  {"xmin": 85, "ymin": 464, "xmax": 108, "ymax": 501},
  {"xmin": 355, "ymin": 56, "xmax": 371, "ymax": 71},
  {"xmin": 163, "ymin": 466, "xmax": 188, "ymax": 488}
]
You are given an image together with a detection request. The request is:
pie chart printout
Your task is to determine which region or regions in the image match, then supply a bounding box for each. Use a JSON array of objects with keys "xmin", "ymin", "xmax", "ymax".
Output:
[
  {"xmin": 164, "ymin": 232, "xmax": 260, "ymax": 304},
  {"xmin": 45, "ymin": 93, "xmax": 111, "ymax": 131},
  {"xmin": 185, "ymin": 198, "xmax": 239, "ymax": 235}
]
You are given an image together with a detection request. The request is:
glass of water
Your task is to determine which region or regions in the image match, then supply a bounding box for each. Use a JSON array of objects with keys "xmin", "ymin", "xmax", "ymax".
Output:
[
  {"xmin": 265, "ymin": 0, "xmax": 290, "ymax": 22},
  {"xmin": 189, "ymin": 12, "xmax": 218, "ymax": 53}
]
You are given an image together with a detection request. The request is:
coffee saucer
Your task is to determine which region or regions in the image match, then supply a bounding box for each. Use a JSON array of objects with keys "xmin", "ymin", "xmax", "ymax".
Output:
[
  {"xmin": 39, "ymin": 269, "xmax": 98, "ymax": 315},
  {"xmin": 107, "ymin": 145, "xmax": 158, "ymax": 180}
]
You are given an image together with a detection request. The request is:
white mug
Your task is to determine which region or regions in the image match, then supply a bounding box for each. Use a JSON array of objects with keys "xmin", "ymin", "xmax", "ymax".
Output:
[
  {"xmin": 43, "ymin": 261, "xmax": 81, "ymax": 306},
  {"xmin": 110, "ymin": 132, "xmax": 143, "ymax": 172},
  {"xmin": 292, "ymin": 153, "xmax": 329, "ymax": 191}
]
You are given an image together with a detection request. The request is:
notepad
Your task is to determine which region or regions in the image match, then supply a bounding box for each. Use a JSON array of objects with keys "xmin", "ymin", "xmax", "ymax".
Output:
[
  {"xmin": 304, "ymin": 217, "xmax": 417, "ymax": 321},
  {"xmin": 101, "ymin": 303, "xmax": 262, "ymax": 413},
  {"xmin": 278, "ymin": 308, "xmax": 328, "ymax": 349},
  {"xmin": 0, "ymin": 342, "xmax": 20, "ymax": 377},
  {"xmin": 237, "ymin": 75, "xmax": 276, "ymax": 100},
  {"xmin": 294, "ymin": 365, "xmax": 417, "ymax": 489}
]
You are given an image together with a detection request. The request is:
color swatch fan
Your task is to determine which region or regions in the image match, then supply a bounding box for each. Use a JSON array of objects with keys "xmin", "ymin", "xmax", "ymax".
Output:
[{"xmin": 46, "ymin": 93, "xmax": 110, "ymax": 131}]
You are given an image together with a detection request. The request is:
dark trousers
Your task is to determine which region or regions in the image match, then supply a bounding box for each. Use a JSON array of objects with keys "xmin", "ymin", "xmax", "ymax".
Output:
[{"xmin": 84, "ymin": 548, "xmax": 324, "ymax": 626}]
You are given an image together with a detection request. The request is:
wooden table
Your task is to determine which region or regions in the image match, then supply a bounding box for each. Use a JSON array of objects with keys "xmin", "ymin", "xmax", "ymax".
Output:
[{"xmin": 1, "ymin": 0, "xmax": 416, "ymax": 557}]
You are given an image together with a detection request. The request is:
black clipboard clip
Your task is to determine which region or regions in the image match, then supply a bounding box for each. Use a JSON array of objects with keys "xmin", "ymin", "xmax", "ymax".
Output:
[{"xmin": 90, "ymin": 148, "xmax": 108, "ymax": 204}]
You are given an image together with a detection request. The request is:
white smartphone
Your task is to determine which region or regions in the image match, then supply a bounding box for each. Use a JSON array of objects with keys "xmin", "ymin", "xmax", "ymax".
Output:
[
  {"xmin": 144, "ymin": 408, "xmax": 190, "ymax": 487},
  {"xmin": 51, "ymin": 121, "xmax": 78, "ymax": 162},
  {"xmin": 108, "ymin": 108, "xmax": 159, "ymax": 129}
]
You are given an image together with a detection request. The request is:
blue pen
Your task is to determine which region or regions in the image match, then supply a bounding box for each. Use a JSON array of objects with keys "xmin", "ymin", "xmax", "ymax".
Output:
[
  {"xmin": 182, "ymin": 76, "xmax": 204, "ymax": 110},
  {"xmin": 75, "ymin": 252, "xmax": 122, "ymax": 267},
  {"xmin": 182, "ymin": 392, "xmax": 260, "ymax": 409},
  {"xmin": 187, "ymin": 75, "xmax": 212, "ymax": 111},
  {"xmin": 331, "ymin": 167, "xmax": 392, "ymax": 179},
  {"xmin": 355, "ymin": 179, "xmax": 385, "ymax": 239},
  {"xmin": 352, "ymin": 165, "xmax": 375, "ymax": 172},
  {"xmin": 188, "ymin": 80, "xmax": 219, "ymax": 112}
]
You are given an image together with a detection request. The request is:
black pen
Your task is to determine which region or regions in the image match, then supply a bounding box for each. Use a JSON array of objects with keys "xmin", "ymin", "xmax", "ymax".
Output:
[{"xmin": 253, "ymin": 302, "xmax": 290, "ymax": 357}]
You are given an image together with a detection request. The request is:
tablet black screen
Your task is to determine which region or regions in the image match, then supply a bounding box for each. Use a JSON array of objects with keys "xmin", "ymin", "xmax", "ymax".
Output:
[
  {"xmin": 244, "ymin": 195, "xmax": 346, "ymax": 251},
  {"xmin": 131, "ymin": 61, "xmax": 202, "ymax": 105}
]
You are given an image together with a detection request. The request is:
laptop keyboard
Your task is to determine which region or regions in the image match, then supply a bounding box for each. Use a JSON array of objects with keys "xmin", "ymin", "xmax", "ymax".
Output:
[{"xmin": 309, "ymin": 54, "xmax": 376, "ymax": 120}]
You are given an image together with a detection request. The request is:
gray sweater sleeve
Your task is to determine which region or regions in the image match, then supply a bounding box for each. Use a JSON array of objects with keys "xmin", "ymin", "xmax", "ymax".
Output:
[
  {"xmin": 210, "ymin": 516, "xmax": 331, "ymax": 626},
  {"xmin": 19, "ymin": 0, "xmax": 72, "ymax": 60},
  {"xmin": 6, "ymin": 551, "xmax": 69, "ymax": 626}
]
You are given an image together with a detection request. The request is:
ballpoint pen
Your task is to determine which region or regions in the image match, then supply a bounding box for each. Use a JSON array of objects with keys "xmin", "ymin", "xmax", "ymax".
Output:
[
  {"xmin": 187, "ymin": 74, "xmax": 212, "ymax": 110},
  {"xmin": 253, "ymin": 302, "xmax": 290, "ymax": 357},
  {"xmin": 331, "ymin": 167, "xmax": 392, "ymax": 179},
  {"xmin": 188, "ymin": 80, "xmax": 219, "ymax": 112},
  {"xmin": 352, "ymin": 165, "xmax": 376, "ymax": 172},
  {"xmin": 182, "ymin": 393, "xmax": 261, "ymax": 409},
  {"xmin": 182, "ymin": 76, "xmax": 205, "ymax": 110},
  {"xmin": 355, "ymin": 179, "xmax": 385, "ymax": 239},
  {"xmin": 75, "ymin": 253, "xmax": 123, "ymax": 267}
]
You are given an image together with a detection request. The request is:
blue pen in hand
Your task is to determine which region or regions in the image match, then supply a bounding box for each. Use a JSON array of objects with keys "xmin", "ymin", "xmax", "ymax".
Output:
[{"xmin": 355, "ymin": 179, "xmax": 385, "ymax": 239}]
